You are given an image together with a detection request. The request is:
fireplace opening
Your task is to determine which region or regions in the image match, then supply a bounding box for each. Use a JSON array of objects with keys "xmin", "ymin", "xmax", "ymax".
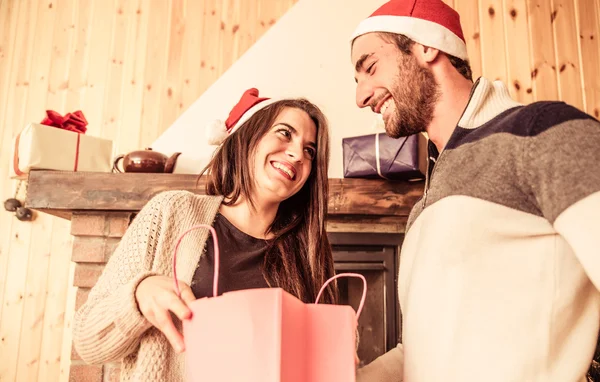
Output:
[{"xmin": 330, "ymin": 232, "xmax": 404, "ymax": 367}]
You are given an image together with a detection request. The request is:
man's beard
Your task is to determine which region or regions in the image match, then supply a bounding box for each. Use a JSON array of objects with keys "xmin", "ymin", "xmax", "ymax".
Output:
[{"xmin": 385, "ymin": 54, "xmax": 439, "ymax": 138}]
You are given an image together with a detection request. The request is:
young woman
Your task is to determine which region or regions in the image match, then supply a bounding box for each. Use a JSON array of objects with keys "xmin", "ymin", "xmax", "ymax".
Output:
[{"xmin": 73, "ymin": 88, "xmax": 338, "ymax": 381}]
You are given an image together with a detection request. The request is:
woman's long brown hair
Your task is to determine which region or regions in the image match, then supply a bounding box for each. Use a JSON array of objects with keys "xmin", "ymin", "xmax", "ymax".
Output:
[{"xmin": 200, "ymin": 98, "xmax": 338, "ymax": 304}]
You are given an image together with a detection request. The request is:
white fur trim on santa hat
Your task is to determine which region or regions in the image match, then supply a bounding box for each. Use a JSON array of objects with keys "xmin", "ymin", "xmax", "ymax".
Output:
[
  {"xmin": 227, "ymin": 98, "xmax": 280, "ymax": 136},
  {"xmin": 351, "ymin": 15, "xmax": 468, "ymax": 60},
  {"xmin": 206, "ymin": 119, "xmax": 228, "ymax": 145}
]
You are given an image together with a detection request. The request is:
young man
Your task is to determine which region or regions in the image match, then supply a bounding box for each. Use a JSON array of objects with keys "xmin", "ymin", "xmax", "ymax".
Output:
[{"xmin": 351, "ymin": 0, "xmax": 600, "ymax": 381}]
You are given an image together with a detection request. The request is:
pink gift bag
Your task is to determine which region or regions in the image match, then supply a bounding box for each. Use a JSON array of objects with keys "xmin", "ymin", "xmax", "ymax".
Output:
[{"xmin": 172, "ymin": 225, "xmax": 367, "ymax": 382}]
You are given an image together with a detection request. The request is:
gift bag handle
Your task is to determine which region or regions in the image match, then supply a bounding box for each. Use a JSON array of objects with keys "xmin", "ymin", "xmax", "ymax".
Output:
[
  {"xmin": 172, "ymin": 225, "xmax": 367, "ymax": 320},
  {"xmin": 315, "ymin": 273, "xmax": 367, "ymax": 320},
  {"xmin": 172, "ymin": 224, "xmax": 220, "ymax": 298}
]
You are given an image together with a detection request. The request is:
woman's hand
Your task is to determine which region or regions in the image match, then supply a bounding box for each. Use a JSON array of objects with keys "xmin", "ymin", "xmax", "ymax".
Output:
[{"xmin": 135, "ymin": 275, "xmax": 196, "ymax": 352}]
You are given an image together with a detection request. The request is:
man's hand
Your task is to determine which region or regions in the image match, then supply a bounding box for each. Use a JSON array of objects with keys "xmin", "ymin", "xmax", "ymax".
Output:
[{"xmin": 135, "ymin": 275, "xmax": 196, "ymax": 352}]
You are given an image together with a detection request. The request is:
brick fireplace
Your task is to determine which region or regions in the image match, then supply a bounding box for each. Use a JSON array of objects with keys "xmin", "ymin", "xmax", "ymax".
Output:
[{"xmin": 26, "ymin": 170, "xmax": 422, "ymax": 381}]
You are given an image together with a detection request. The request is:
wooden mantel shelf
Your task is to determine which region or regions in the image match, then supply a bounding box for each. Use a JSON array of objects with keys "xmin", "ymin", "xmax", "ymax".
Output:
[{"xmin": 25, "ymin": 171, "xmax": 424, "ymax": 222}]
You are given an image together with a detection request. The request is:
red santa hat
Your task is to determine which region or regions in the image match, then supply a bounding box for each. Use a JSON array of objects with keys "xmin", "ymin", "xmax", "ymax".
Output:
[
  {"xmin": 351, "ymin": 0, "xmax": 468, "ymax": 60},
  {"xmin": 207, "ymin": 88, "xmax": 279, "ymax": 145}
]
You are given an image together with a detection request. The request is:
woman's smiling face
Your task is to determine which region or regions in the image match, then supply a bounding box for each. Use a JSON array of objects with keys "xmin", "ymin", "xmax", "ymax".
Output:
[{"xmin": 250, "ymin": 107, "xmax": 317, "ymax": 204}]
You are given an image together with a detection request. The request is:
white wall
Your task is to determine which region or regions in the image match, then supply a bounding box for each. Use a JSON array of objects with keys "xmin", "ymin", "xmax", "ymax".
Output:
[{"xmin": 151, "ymin": 0, "xmax": 387, "ymax": 178}]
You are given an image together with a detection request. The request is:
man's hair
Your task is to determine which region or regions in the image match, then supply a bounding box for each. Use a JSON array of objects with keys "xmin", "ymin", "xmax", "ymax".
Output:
[
  {"xmin": 200, "ymin": 98, "xmax": 338, "ymax": 305},
  {"xmin": 378, "ymin": 32, "xmax": 473, "ymax": 81}
]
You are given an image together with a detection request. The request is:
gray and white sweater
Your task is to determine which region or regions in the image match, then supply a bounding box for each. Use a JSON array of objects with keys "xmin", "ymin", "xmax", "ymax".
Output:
[{"xmin": 358, "ymin": 77, "xmax": 600, "ymax": 382}]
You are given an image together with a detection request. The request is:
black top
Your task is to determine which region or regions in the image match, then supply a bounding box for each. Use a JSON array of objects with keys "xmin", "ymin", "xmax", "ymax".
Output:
[{"xmin": 191, "ymin": 213, "xmax": 270, "ymax": 298}]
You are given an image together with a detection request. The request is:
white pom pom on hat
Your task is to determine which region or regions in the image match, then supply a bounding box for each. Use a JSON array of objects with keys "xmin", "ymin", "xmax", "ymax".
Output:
[
  {"xmin": 205, "ymin": 88, "xmax": 279, "ymax": 146},
  {"xmin": 206, "ymin": 119, "xmax": 228, "ymax": 145}
]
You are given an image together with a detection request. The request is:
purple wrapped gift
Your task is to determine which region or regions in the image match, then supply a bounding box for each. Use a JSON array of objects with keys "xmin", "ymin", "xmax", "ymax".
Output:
[{"xmin": 342, "ymin": 132, "xmax": 427, "ymax": 180}]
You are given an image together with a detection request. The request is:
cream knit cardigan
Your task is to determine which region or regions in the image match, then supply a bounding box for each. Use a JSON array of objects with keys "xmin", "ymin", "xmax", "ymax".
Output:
[{"xmin": 73, "ymin": 190, "xmax": 223, "ymax": 381}]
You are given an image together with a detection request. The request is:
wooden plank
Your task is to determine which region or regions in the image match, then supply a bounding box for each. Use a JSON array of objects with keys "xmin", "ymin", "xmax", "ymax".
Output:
[
  {"xmin": 455, "ymin": 0, "xmax": 483, "ymax": 79},
  {"xmin": 100, "ymin": 0, "xmax": 129, "ymax": 145},
  {"xmin": 503, "ymin": 0, "xmax": 534, "ymax": 103},
  {"xmin": 64, "ymin": 0, "xmax": 93, "ymax": 111},
  {"xmin": 478, "ymin": 0, "xmax": 508, "ymax": 82},
  {"xmin": 13, "ymin": 0, "xmax": 59, "ymax": 379},
  {"xmin": 527, "ymin": 0, "xmax": 559, "ymax": 101},
  {"xmin": 57, "ymin": 260, "xmax": 76, "ymax": 382},
  {"xmin": 0, "ymin": 0, "xmax": 20, "ymax": 333},
  {"xmin": 327, "ymin": 215, "xmax": 408, "ymax": 234},
  {"xmin": 138, "ymin": 0, "xmax": 170, "ymax": 148},
  {"xmin": 25, "ymin": 171, "xmax": 424, "ymax": 217},
  {"xmin": 257, "ymin": 0, "xmax": 296, "ymax": 39},
  {"xmin": 576, "ymin": 0, "xmax": 600, "ymax": 118},
  {"xmin": 551, "ymin": 0, "xmax": 584, "ymax": 109},
  {"xmin": 156, "ymin": 0, "xmax": 184, "ymax": 138},
  {"xmin": 179, "ymin": 0, "xmax": 204, "ymax": 117},
  {"xmin": 81, "ymin": 0, "xmax": 115, "ymax": 137},
  {"xmin": 198, "ymin": 0, "xmax": 222, "ymax": 94},
  {"xmin": 0, "ymin": 0, "xmax": 19, "ymax": 146},
  {"xmin": 256, "ymin": 0, "xmax": 275, "ymax": 39},
  {"xmin": 217, "ymin": 0, "xmax": 238, "ymax": 75},
  {"xmin": 328, "ymin": 178, "xmax": 423, "ymax": 216},
  {"xmin": 38, "ymin": 218, "xmax": 73, "ymax": 381},
  {"xmin": 0, "ymin": 0, "xmax": 37, "ymax": 379},
  {"xmin": 117, "ymin": 0, "xmax": 150, "ymax": 155},
  {"xmin": 237, "ymin": 0, "xmax": 258, "ymax": 56}
]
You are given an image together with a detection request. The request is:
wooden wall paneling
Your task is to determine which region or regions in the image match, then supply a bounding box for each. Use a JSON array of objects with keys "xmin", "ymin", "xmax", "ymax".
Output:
[
  {"xmin": 156, "ymin": 0, "xmax": 185, "ymax": 139},
  {"xmin": 0, "ymin": 0, "xmax": 20, "ymax": 325},
  {"xmin": 454, "ymin": 0, "xmax": 483, "ymax": 79},
  {"xmin": 217, "ymin": 0, "xmax": 237, "ymax": 76},
  {"xmin": 0, "ymin": 0, "xmax": 18, "ymax": 146},
  {"xmin": 138, "ymin": 0, "xmax": 171, "ymax": 149},
  {"xmin": 237, "ymin": 0, "xmax": 258, "ymax": 55},
  {"xmin": 179, "ymin": 0, "xmax": 204, "ymax": 117},
  {"xmin": 198, "ymin": 0, "xmax": 222, "ymax": 95},
  {"xmin": 0, "ymin": 0, "xmax": 38, "ymax": 380},
  {"xmin": 527, "ymin": 0, "xmax": 559, "ymax": 101},
  {"xmin": 576, "ymin": 0, "xmax": 600, "ymax": 118},
  {"xmin": 478, "ymin": 0, "xmax": 508, "ymax": 82},
  {"xmin": 13, "ymin": 0, "xmax": 61, "ymax": 378},
  {"xmin": 57, "ymin": 260, "xmax": 76, "ymax": 382},
  {"xmin": 116, "ymin": 0, "xmax": 150, "ymax": 155},
  {"xmin": 82, "ymin": 0, "xmax": 115, "ymax": 137},
  {"xmin": 255, "ymin": 0, "xmax": 297, "ymax": 44},
  {"xmin": 38, "ymin": 218, "xmax": 73, "ymax": 382},
  {"xmin": 256, "ymin": 0, "xmax": 274, "ymax": 37},
  {"xmin": 0, "ymin": 1, "xmax": 597, "ymax": 381},
  {"xmin": 230, "ymin": 0, "xmax": 243, "ymax": 62},
  {"xmin": 64, "ymin": 0, "xmax": 93, "ymax": 114},
  {"xmin": 551, "ymin": 0, "xmax": 584, "ymax": 109},
  {"xmin": 100, "ymin": 0, "xmax": 131, "ymax": 146},
  {"xmin": 503, "ymin": 0, "xmax": 534, "ymax": 103}
]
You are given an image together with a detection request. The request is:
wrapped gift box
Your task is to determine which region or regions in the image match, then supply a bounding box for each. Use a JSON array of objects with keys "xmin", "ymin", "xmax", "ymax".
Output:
[
  {"xmin": 10, "ymin": 123, "xmax": 113, "ymax": 179},
  {"xmin": 342, "ymin": 132, "xmax": 427, "ymax": 181}
]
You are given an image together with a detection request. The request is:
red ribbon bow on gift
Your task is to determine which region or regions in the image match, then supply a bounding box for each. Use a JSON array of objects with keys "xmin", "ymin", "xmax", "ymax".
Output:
[{"xmin": 40, "ymin": 110, "xmax": 88, "ymax": 134}]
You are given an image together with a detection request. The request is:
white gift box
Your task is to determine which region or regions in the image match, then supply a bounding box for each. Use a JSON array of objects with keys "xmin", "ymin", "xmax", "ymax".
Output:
[{"xmin": 10, "ymin": 123, "xmax": 114, "ymax": 179}]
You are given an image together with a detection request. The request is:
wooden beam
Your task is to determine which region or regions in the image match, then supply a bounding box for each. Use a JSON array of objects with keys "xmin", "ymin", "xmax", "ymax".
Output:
[{"xmin": 25, "ymin": 171, "xmax": 424, "ymax": 219}]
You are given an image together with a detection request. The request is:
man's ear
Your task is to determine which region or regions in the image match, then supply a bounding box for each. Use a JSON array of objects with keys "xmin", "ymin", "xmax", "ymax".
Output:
[{"xmin": 412, "ymin": 43, "xmax": 440, "ymax": 64}]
